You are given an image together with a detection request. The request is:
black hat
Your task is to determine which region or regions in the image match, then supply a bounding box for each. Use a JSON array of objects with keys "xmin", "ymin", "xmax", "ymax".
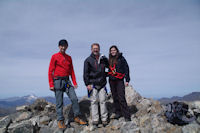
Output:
[{"xmin": 58, "ymin": 39, "xmax": 68, "ymax": 46}]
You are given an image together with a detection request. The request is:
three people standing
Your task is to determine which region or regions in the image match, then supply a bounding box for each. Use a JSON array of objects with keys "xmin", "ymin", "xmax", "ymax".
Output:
[{"xmin": 48, "ymin": 40, "xmax": 131, "ymax": 129}]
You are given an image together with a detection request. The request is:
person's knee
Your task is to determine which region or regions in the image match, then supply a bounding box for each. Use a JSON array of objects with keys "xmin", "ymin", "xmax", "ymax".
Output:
[
  {"xmin": 91, "ymin": 98, "xmax": 98, "ymax": 104},
  {"xmin": 70, "ymin": 96, "xmax": 78, "ymax": 103},
  {"xmin": 99, "ymin": 97, "xmax": 106, "ymax": 104}
]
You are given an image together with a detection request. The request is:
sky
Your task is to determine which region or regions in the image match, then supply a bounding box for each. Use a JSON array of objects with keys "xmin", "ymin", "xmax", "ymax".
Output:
[{"xmin": 0, "ymin": 0, "xmax": 200, "ymax": 99}]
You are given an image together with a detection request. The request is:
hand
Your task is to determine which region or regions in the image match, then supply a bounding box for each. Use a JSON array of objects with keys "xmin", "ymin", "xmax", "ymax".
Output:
[
  {"xmin": 50, "ymin": 87, "xmax": 54, "ymax": 91},
  {"xmin": 87, "ymin": 85, "xmax": 92, "ymax": 91},
  {"xmin": 125, "ymin": 82, "xmax": 129, "ymax": 87},
  {"xmin": 74, "ymin": 85, "xmax": 78, "ymax": 89}
]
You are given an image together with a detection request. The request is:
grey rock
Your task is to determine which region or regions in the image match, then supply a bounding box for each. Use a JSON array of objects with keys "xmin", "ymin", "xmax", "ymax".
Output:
[
  {"xmin": 120, "ymin": 121, "xmax": 138, "ymax": 133},
  {"xmin": 45, "ymin": 104, "xmax": 56, "ymax": 113},
  {"xmin": 64, "ymin": 128, "xmax": 75, "ymax": 133},
  {"xmin": 16, "ymin": 105, "xmax": 30, "ymax": 112},
  {"xmin": 190, "ymin": 101, "xmax": 200, "ymax": 110},
  {"xmin": 140, "ymin": 124, "xmax": 152, "ymax": 133},
  {"xmin": 48, "ymin": 120, "xmax": 57, "ymax": 128},
  {"xmin": 182, "ymin": 123, "xmax": 200, "ymax": 133},
  {"xmin": 125, "ymin": 85, "xmax": 142, "ymax": 106},
  {"xmin": 111, "ymin": 120, "xmax": 121, "ymax": 130},
  {"xmin": 139, "ymin": 114, "xmax": 151, "ymax": 127},
  {"xmin": 0, "ymin": 116, "xmax": 12, "ymax": 128},
  {"xmin": 30, "ymin": 99, "xmax": 48, "ymax": 112},
  {"xmin": 53, "ymin": 128, "xmax": 65, "ymax": 133},
  {"xmin": 39, "ymin": 116, "xmax": 51, "ymax": 125},
  {"xmin": 137, "ymin": 98, "xmax": 152, "ymax": 110},
  {"xmin": 8, "ymin": 120, "xmax": 34, "ymax": 133},
  {"xmin": 14, "ymin": 112, "xmax": 32, "ymax": 122},
  {"xmin": 0, "ymin": 128, "xmax": 7, "ymax": 133},
  {"xmin": 39, "ymin": 126, "xmax": 54, "ymax": 133},
  {"xmin": 29, "ymin": 116, "xmax": 40, "ymax": 126}
]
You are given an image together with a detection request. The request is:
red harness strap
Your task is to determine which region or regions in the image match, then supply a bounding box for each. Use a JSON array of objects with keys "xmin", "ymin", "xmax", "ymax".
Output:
[{"xmin": 108, "ymin": 64, "xmax": 125, "ymax": 79}]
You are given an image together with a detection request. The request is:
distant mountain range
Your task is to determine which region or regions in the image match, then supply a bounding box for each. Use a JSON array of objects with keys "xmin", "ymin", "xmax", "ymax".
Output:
[
  {"xmin": 158, "ymin": 92, "xmax": 200, "ymax": 104},
  {"xmin": 0, "ymin": 94, "xmax": 72, "ymax": 117},
  {"xmin": 1, "ymin": 92, "xmax": 199, "ymax": 117}
]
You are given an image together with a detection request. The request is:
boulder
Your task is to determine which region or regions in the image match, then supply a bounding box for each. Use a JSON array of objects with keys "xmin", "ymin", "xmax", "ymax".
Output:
[
  {"xmin": 39, "ymin": 115, "xmax": 51, "ymax": 125},
  {"xmin": 16, "ymin": 105, "xmax": 30, "ymax": 112},
  {"xmin": 0, "ymin": 115, "xmax": 12, "ymax": 128},
  {"xmin": 125, "ymin": 85, "xmax": 142, "ymax": 106},
  {"xmin": 8, "ymin": 120, "xmax": 34, "ymax": 133},
  {"xmin": 14, "ymin": 112, "xmax": 32, "ymax": 122}
]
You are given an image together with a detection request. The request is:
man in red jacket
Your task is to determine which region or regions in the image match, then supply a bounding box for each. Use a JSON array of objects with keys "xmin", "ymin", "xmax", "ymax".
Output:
[{"xmin": 48, "ymin": 39, "xmax": 86, "ymax": 129}]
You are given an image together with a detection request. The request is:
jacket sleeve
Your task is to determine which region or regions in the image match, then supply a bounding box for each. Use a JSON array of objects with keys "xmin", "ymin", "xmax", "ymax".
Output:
[
  {"xmin": 48, "ymin": 55, "xmax": 56, "ymax": 88},
  {"xmin": 122, "ymin": 56, "xmax": 130, "ymax": 82},
  {"xmin": 83, "ymin": 58, "xmax": 90, "ymax": 86},
  {"xmin": 70, "ymin": 57, "xmax": 78, "ymax": 86}
]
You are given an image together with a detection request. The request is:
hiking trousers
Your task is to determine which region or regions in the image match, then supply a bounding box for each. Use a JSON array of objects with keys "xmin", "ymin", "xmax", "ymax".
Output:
[
  {"xmin": 109, "ymin": 79, "xmax": 131, "ymax": 119},
  {"xmin": 90, "ymin": 86, "xmax": 108, "ymax": 122},
  {"xmin": 54, "ymin": 80, "xmax": 81, "ymax": 121}
]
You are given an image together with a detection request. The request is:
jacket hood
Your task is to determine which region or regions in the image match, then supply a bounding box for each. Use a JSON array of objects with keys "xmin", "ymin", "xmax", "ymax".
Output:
[{"xmin": 117, "ymin": 53, "xmax": 123, "ymax": 59}]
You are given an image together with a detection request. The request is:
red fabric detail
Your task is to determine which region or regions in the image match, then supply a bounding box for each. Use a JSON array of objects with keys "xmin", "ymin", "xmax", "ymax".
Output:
[
  {"xmin": 108, "ymin": 64, "xmax": 125, "ymax": 79},
  {"xmin": 48, "ymin": 52, "xmax": 77, "ymax": 88}
]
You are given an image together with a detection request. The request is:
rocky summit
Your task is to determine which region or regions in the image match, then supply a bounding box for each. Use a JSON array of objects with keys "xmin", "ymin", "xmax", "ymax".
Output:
[{"xmin": 0, "ymin": 86, "xmax": 200, "ymax": 133}]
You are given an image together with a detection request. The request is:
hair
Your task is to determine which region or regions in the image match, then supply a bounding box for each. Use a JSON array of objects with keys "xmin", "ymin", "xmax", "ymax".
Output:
[
  {"xmin": 58, "ymin": 39, "xmax": 68, "ymax": 47},
  {"xmin": 91, "ymin": 43, "xmax": 100, "ymax": 49},
  {"xmin": 109, "ymin": 45, "xmax": 119, "ymax": 66}
]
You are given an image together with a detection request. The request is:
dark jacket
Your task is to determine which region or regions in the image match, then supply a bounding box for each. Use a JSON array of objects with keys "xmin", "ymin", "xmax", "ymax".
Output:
[
  {"xmin": 83, "ymin": 53, "xmax": 109, "ymax": 87},
  {"xmin": 108, "ymin": 53, "xmax": 130, "ymax": 82}
]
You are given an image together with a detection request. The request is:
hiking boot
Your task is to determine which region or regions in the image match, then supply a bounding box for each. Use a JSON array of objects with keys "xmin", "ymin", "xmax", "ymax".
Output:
[
  {"xmin": 125, "ymin": 117, "xmax": 131, "ymax": 122},
  {"xmin": 74, "ymin": 117, "xmax": 87, "ymax": 125},
  {"xmin": 102, "ymin": 121, "xmax": 108, "ymax": 127},
  {"xmin": 58, "ymin": 120, "xmax": 67, "ymax": 129}
]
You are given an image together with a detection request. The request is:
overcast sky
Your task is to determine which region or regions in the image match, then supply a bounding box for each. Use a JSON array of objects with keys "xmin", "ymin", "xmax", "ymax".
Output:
[{"xmin": 0, "ymin": 0, "xmax": 199, "ymax": 99}]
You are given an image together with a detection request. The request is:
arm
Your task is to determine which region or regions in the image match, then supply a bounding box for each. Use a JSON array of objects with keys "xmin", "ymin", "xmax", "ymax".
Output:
[
  {"xmin": 83, "ymin": 59, "xmax": 90, "ymax": 86},
  {"xmin": 83, "ymin": 59, "xmax": 92, "ymax": 91},
  {"xmin": 122, "ymin": 56, "xmax": 130, "ymax": 83},
  {"xmin": 48, "ymin": 55, "xmax": 56, "ymax": 89},
  {"xmin": 70, "ymin": 58, "xmax": 78, "ymax": 87}
]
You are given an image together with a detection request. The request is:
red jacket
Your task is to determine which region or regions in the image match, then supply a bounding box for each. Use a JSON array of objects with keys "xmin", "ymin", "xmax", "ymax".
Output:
[{"xmin": 48, "ymin": 52, "xmax": 77, "ymax": 88}]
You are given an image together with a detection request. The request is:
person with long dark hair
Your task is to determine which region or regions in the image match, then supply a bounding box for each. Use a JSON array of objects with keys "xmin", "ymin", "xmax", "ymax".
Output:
[{"xmin": 108, "ymin": 45, "xmax": 131, "ymax": 121}]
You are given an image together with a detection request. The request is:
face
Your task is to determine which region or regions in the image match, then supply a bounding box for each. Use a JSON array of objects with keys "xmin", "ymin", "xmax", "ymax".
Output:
[
  {"xmin": 110, "ymin": 47, "xmax": 117, "ymax": 56},
  {"xmin": 91, "ymin": 45, "xmax": 100, "ymax": 56},
  {"xmin": 59, "ymin": 45, "xmax": 68, "ymax": 53}
]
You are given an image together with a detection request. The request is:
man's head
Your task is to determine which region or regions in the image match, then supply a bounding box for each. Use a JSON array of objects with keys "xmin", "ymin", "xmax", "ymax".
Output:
[
  {"xmin": 91, "ymin": 43, "xmax": 100, "ymax": 56},
  {"xmin": 58, "ymin": 39, "xmax": 68, "ymax": 54}
]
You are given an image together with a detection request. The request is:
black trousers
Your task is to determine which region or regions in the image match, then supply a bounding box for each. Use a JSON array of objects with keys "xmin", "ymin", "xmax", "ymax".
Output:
[{"xmin": 109, "ymin": 79, "xmax": 131, "ymax": 119}]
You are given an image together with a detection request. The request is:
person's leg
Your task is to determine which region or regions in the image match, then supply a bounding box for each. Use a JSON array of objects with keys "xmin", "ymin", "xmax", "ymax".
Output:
[
  {"xmin": 90, "ymin": 88, "xmax": 99, "ymax": 124},
  {"xmin": 66, "ymin": 81, "xmax": 87, "ymax": 125},
  {"xmin": 66, "ymin": 85, "xmax": 80, "ymax": 117},
  {"xmin": 109, "ymin": 80, "xmax": 121, "ymax": 115},
  {"xmin": 55, "ymin": 90, "xmax": 64, "ymax": 121},
  {"xmin": 99, "ymin": 87, "xmax": 108, "ymax": 122},
  {"xmin": 116, "ymin": 80, "xmax": 131, "ymax": 120}
]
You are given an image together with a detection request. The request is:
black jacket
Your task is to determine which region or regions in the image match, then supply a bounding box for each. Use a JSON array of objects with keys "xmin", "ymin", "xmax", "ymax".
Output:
[
  {"xmin": 108, "ymin": 53, "xmax": 130, "ymax": 82},
  {"xmin": 83, "ymin": 53, "xmax": 109, "ymax": 87}
]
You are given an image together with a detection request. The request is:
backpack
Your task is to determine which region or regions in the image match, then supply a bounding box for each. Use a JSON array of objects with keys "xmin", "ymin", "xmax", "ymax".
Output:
[{"xmin": 165, "ymin": 101, "xmax": 196, "ymax": 125}]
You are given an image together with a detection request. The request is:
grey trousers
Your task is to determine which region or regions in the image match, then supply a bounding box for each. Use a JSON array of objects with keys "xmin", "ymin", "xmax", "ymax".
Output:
[
  {"xmin": 54, "ymin": 80, "xmax": 81, "ymax": 121},
  {"xmin": 90, "ymin": 86, "xmax": 108, "ymax": 122}
]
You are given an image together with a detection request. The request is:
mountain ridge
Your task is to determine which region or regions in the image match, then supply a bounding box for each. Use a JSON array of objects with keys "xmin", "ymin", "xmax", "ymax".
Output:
[{"xmin": 158, "ymin": 92, "xmax": 200, "ymax": 104}]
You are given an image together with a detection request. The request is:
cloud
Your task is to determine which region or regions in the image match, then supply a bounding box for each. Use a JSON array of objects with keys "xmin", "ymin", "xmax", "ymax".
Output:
[{"xmin": 0, "ymin": 0, "xmax": 200, "ymax": 98}]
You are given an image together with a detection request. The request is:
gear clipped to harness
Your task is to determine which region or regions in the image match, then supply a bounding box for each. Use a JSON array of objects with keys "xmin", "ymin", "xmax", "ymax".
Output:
[{"xmin": 108, "ymin": 64, "xmax": 125, "ymax": 79}]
